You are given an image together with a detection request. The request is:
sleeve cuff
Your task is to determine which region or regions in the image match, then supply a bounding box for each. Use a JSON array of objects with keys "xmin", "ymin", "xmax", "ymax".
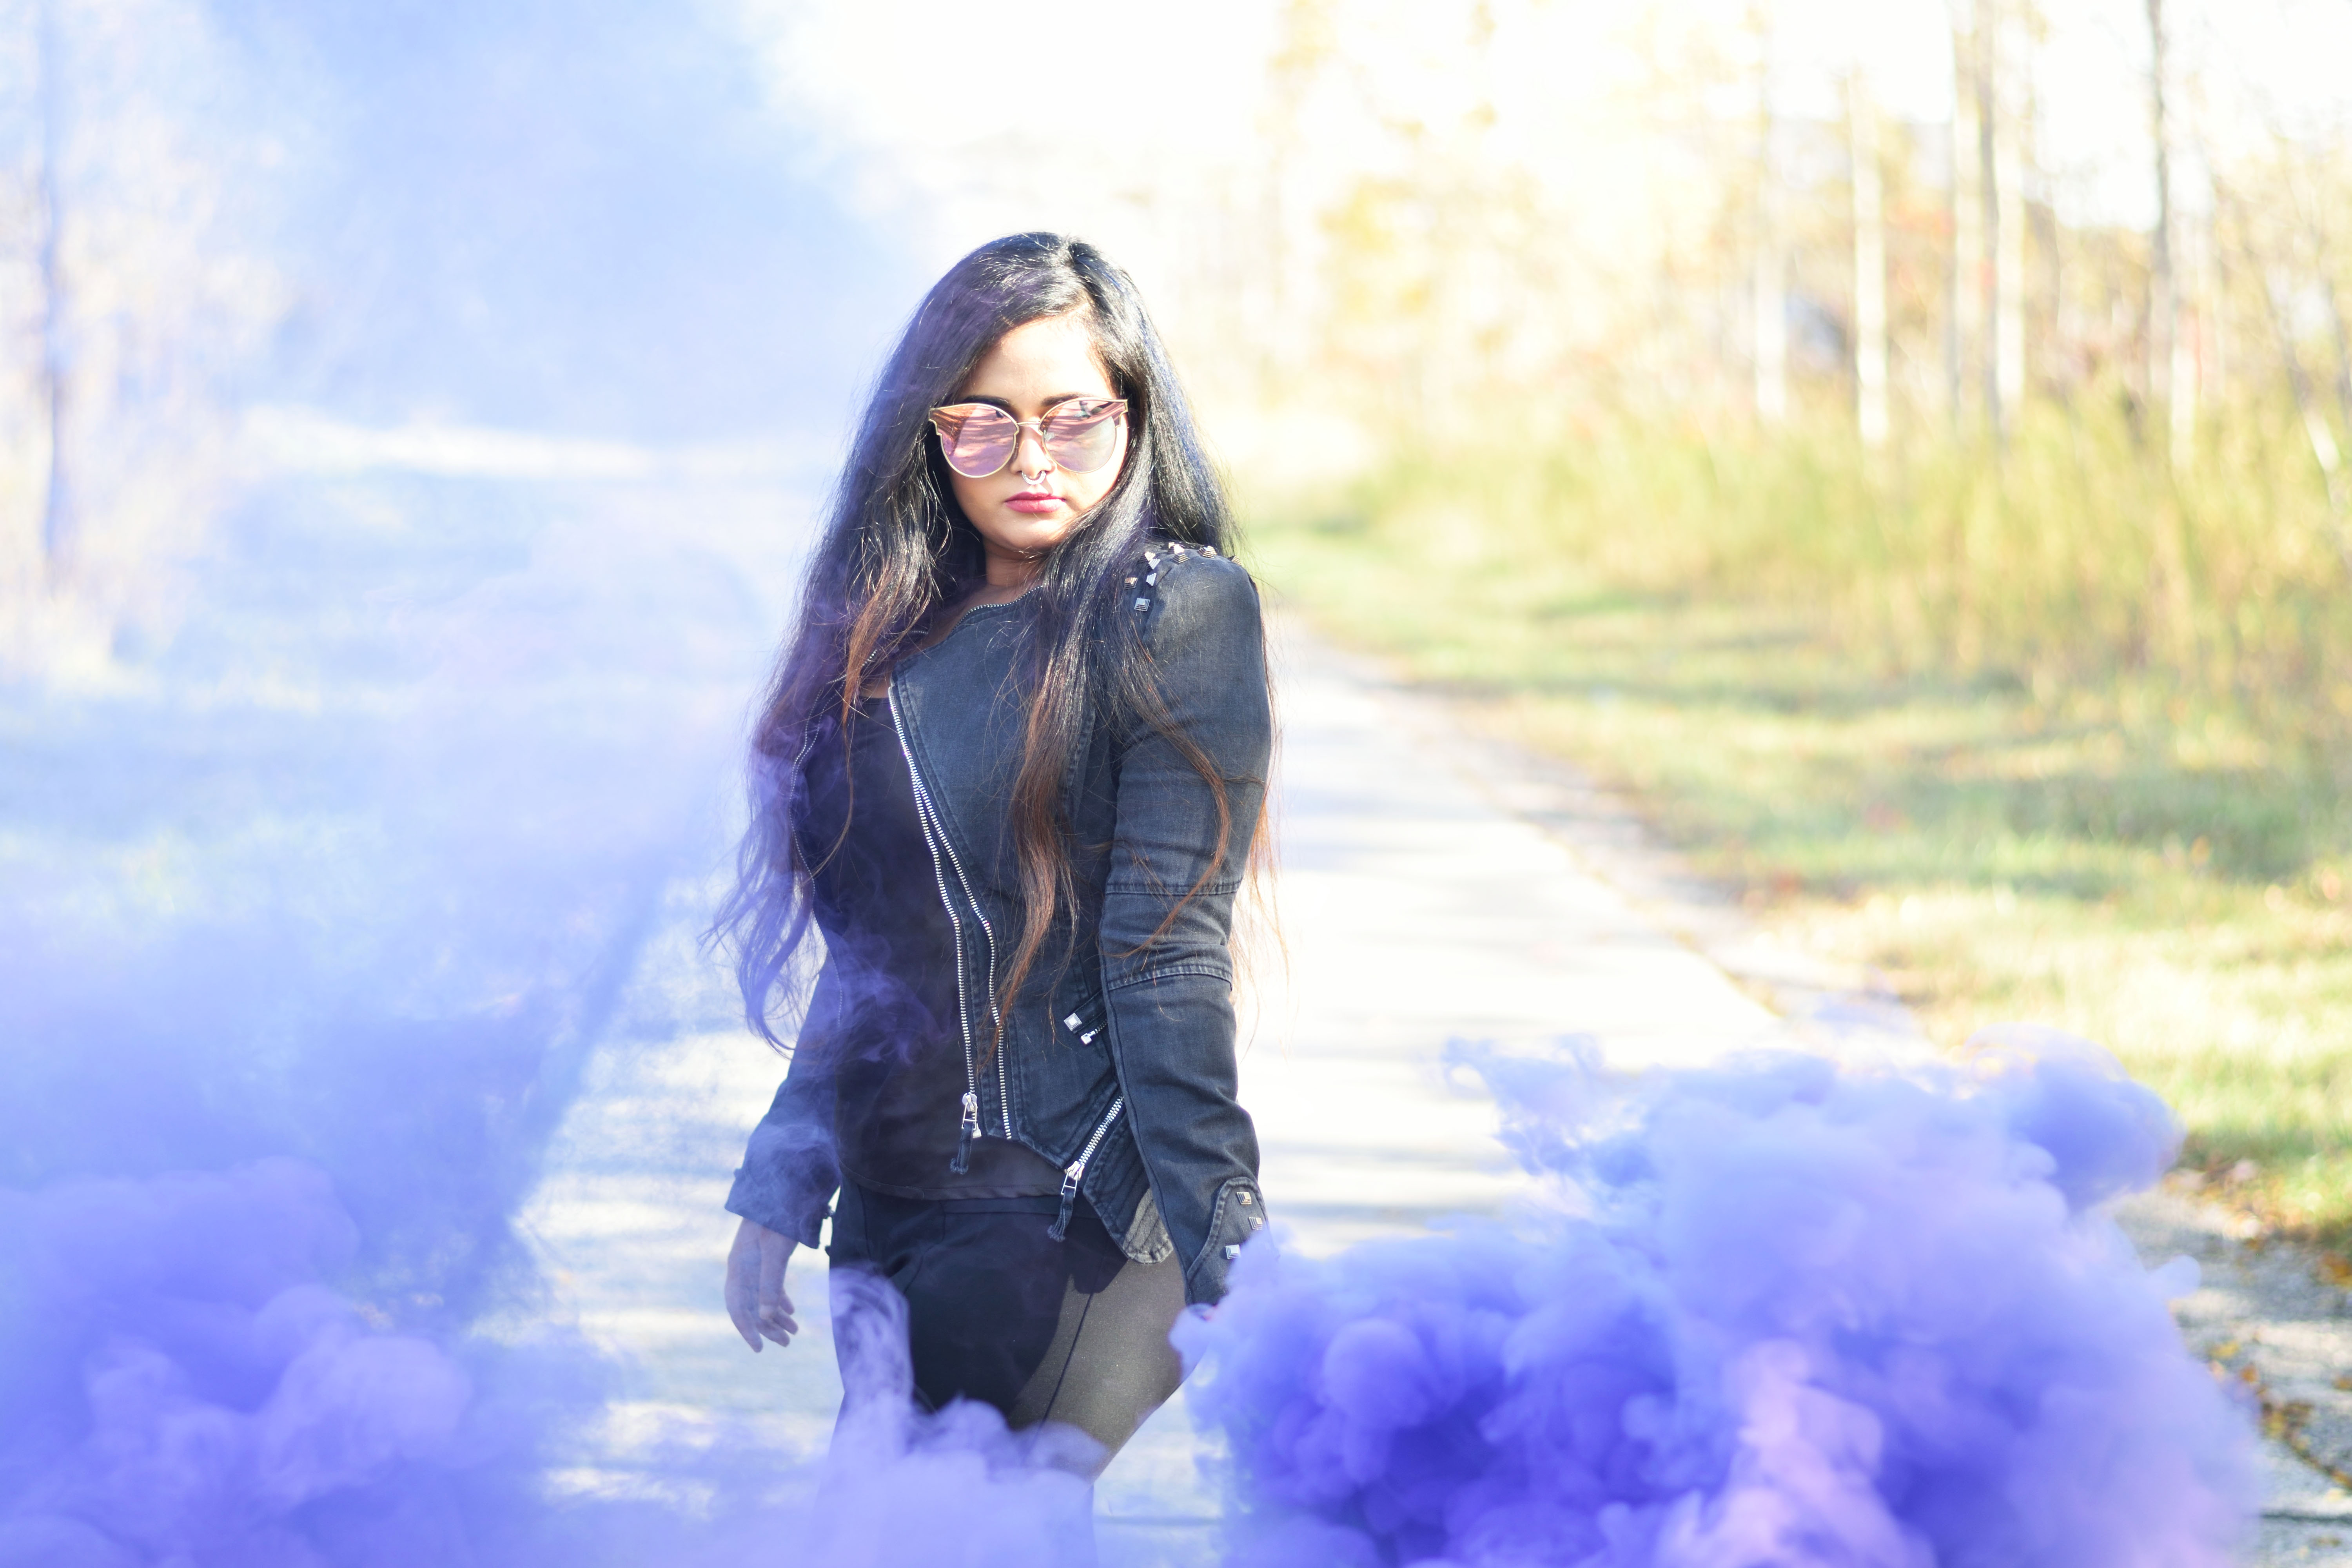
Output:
[
  {"xmin": 724, "ymin": 1166, "xmax": 831, "ymax": 1249},
  {"xmin": 1182, "ymin": 1175, "xmax": 1269, "ymax": 1306}
]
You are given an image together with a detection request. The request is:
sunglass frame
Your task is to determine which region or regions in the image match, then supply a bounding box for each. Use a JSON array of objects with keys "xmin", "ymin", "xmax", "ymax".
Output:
[{"xmin": 927, "ymin": 397, "xmax": 1130, "ymax": 479}]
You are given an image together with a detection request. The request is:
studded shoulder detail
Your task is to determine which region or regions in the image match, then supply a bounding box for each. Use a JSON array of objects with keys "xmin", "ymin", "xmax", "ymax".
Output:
[{"xmin": 1121, "ymin": 540, "xmax": 1219, "ymax": 620}]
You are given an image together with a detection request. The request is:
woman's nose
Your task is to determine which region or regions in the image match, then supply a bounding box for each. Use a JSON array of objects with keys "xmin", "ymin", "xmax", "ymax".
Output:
[{"xmin": 1013, "ymin": 425, "xmax": 1054, "ymax": 479}]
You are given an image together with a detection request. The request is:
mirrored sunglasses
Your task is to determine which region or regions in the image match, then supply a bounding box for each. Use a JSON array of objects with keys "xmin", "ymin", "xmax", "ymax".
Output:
[{"xmin": 928, "ymin": 398, "xmax": 1128, "ymax": 480}]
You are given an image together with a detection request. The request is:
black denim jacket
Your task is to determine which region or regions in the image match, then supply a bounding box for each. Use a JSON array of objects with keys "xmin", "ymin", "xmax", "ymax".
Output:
[{"xmin": 725, "ymin": 543, "xmax": 1272, "ymax": 1306}]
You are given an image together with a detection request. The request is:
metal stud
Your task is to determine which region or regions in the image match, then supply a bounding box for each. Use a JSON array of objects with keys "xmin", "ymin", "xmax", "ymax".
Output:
[{"xmin": 1064, "ymin": 1013, "xmax": 1082, "ymax": 1030}]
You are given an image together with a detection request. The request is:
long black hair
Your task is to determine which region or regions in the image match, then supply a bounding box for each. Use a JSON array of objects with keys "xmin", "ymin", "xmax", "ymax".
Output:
[{"xmin": 712, "ymin": 232, "xmax": 1244, "ymax": 1049}]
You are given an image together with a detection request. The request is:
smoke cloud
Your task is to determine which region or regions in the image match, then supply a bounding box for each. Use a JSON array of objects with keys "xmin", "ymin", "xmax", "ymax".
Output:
[
  {"xmin": 0, "ymin": 465, "xmax": 1114, "ymax": 1564},
  {"xmin": 0, "ymin": 5, "xmax": 1090, "ymax": 1561},
  {"xmin": 1178, "ymin": 1037, "xmax": 2254, "ymax": 1568},
  {"xmin": 0, "ymin": 468, "xmax": 728, "ymax": 1560},
  {"xmin": 0, "ymin": 11, "xmax": 2258, "ymax": 1565},
  {"xmin": 0, "ymin": 1153, "xmax": 1103, "ymax": 1568}
]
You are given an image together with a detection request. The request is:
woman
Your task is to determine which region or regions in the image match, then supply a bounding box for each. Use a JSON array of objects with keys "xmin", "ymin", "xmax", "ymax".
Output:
[{"xmin": 713, "ymin": 232, "xmax": 1272, "ymax": 1470}]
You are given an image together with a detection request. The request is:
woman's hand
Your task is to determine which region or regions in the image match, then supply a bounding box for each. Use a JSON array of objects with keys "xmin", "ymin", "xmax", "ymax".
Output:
[{"xmin": 724, "ymin": 1216, "xmax": 800, "ymax": 1352}]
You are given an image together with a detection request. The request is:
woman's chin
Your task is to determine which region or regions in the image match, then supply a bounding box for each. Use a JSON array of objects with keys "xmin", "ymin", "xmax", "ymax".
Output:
[{"xmin": 981, "ymin": 514, "xmax": 1078, "ymax": 558}]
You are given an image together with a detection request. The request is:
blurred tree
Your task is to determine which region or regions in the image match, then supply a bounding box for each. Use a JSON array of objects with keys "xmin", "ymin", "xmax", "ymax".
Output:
[
  {"xmin": 1948, "ymin": 0, "xmax": 1983, "ymax": 434},
  {"xmin": 2147, "ymin": 0, "xmax": 2183, "ymax": 466},
  {"xmin": 1851, "ymin": 66, "xmax": 1889, "ymax": 448},
  {"xmin": 1989, "ymin": 0, "xmax": 2027, "ymax": 438},
  {"xmin": 33, "ymin": 0, "xmax": 65, "ymax": 570},
  {"xmin": 2237, "ymin": 166, "xmax": 2352, "ymax": 569},
  {"xmin": 1752, "ymin": 7, "xmax": 1788, "ymax": 426},
  {"xmin": 0, "ymin": 0, "xmax": 290, "ymax": 668}
]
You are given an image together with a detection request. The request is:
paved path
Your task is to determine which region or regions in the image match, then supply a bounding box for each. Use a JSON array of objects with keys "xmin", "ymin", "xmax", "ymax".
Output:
[
  {"xmin": 1238, "ymin": 615, "xmax": 1791, "ymax": 1253},
  {"xmin": 515, "ymin": 610, "xmax": 1786, "ymax": 1549},
  {"xmin": 517, "ymin": 605, "xmax": 2342, "ymax": 1565},
  {"xmin": 2118, "ymin": 1190, "xmax": 2352, "ymax": 1566}
]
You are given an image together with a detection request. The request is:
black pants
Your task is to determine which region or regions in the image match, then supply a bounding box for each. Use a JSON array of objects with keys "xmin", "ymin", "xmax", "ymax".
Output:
[{"xmin": 826, "ymin": 1184, "xmax": 1186, "ymax": 1473}]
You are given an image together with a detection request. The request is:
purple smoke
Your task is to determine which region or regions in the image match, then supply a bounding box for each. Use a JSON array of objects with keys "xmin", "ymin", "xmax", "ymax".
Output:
[
  {"xmin": 1179, "ymin": 1038, "xmax": 2254, "ymax": 1568},
  {"xmin": 0, "ymin": 4, "xmax": 954, "ymax": 1560},
  {"xmin": 0, "ymin": 457, "xmax": 1118, "ymax": 1561},
  {"xmin": 1, "ymin": 4, "xmax": 1098, "ymax": 1559},
  {"xmin": 0, "ymin": 1156, "xmax": 1097, "ymax": 1568},
  {"xmin": 2, "ymin": 11, "xmax": 2259, "ymax": 1563},
  {"xmin": 0, "ymin": 1161, "xmax": 486, "ymax": 1566}
]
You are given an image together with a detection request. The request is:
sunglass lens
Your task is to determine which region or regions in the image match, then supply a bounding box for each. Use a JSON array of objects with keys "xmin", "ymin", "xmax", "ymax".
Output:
[
  {"xmin": 942, "ymin": 408, "xmax": 1017, "ymax": 477},
  {"xmin": 1042, "ymin": 405, "xmax": 1121, "ymax": 474}
]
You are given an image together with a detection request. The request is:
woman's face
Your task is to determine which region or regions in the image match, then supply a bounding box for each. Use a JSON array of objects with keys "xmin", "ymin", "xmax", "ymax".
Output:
[{"xmin": 944, "ymin": 312, "xmax": 1128, "ymax": 585}]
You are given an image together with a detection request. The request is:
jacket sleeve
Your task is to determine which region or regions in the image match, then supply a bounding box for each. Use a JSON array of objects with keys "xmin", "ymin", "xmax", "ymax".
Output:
[
  {"xmin": 724, "ymin": 980, "xmax": 841, "ymax": 1247},
  {"xmin": 1098, "ymin": 552, "xmax": 1273, "ymax": 1306}
]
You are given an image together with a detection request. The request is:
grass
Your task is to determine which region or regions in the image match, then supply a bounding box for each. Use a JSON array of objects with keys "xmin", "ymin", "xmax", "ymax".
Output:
[{"xmin": 1244, "ymin": 409, "xmax": 2352, "ymax": 1247}]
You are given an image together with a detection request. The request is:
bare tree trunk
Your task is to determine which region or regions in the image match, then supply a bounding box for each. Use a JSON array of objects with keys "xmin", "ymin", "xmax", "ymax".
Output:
[
  {"xmin": 2248, "ymin": 227, "xmax": 2352, "ymax": 575},
  {"xmin": 1754, "ymin": 31, "xmax": 1788, "ymax": 428},
  {"xmin": 2147, "ymin": 0, "xmax": 2184, "ymax": 468},
  {"xmin": 1949, "ymin": 2, "xmax": 1982, "ymax": 434},
  {"xmin": 36, "ymin": 0, "xmax": 72, "ymax": 570},
  {"xmin": 2268, "ymin": 147, "xmax": 2352, "ymax": 449},
  {"xmin": 2210, "ymin": 231, "xmax": 2230, "ymax": 399},
  {"xmin": 1851, "ymin": 70, "xmax": 1889, "ymax": 449},
  {"xmin": 2174, "ymin": 212, "xmax": 2201, "ymax": 463},
  {"xmin": 1989, "ymin": 0, "xmax": 2027, "ymax": 440},
  {"xmin": 2269, "ymin": 278, "xmax": 2352, "ymax": 575},
  {"xmin": 2320, "ymin": 272, "xmax": 2352, "ymax": 444},
  {"xmin": 1971, "ymin": 3, "xmax": 2002, "ymax": 434}
]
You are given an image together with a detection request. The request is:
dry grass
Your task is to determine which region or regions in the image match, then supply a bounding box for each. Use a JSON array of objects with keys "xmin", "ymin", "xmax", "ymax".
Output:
[{"xmin": 1245, "ymin": 409, "xmax": 2352, "ymax": 1243}]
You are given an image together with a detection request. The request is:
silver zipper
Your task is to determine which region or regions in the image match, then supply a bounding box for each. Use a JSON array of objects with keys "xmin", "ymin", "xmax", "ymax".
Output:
[
  {"xmin": 939, "ymin": 816, "xmax": 1013, "ymax": 1142},
  {"xmin": 1049, "ymin": 1096, "xmax": 1125, "ymax": 1240},
  {"xmin": 886, "ymin": 681, "xmax": 984, "ymax": 1171},
  {"xmin": 886, "ymin": 679, "xmax": 1014, "ymax": 1142}
]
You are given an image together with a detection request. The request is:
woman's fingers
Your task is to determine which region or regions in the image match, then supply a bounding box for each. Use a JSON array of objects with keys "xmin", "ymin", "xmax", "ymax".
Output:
[
  {"xmin": 724, "ymin": 1218, "xmax": 769, "ymax": 1353},
  {"xmin": 756, "ymin": 1230, "xmax": 798, "ymax": 1347},
  {"xmin": 724, "ymin": 1265, "xmax": 764, "ymax": 1353},
  {"xmin": 723, "ymin": 1219, "xmax": 804, "ymax": 1350}
]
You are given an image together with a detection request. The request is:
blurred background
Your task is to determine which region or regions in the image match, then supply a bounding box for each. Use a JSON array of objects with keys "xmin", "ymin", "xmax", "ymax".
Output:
[
  {"xmin": 739, "ymin": 0, "xmax": 2352, "ymax": 1250},
  {"xmin": 2, "ymin": 0, "xmax": 2350, "ymax": 1546}
]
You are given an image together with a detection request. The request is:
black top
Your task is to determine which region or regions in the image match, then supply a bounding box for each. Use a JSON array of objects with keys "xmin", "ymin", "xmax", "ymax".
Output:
[
  {"xmin": 796, "ymin": 695, "xmax": 1065, "ymax": 1199},
  {"xmin": 727, "ymin": 546, "xmax": 1272, "ymax": 1306}
]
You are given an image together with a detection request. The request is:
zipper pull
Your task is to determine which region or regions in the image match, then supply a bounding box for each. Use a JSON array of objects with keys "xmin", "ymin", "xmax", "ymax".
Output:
[
  {"xmin": 951, "ymin": 1093, "xmax": 979, "ymax": 1175},
  {"xmin": 1047, "ymin": 1161, "xmax": 1083, "ymax": 1241}
]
